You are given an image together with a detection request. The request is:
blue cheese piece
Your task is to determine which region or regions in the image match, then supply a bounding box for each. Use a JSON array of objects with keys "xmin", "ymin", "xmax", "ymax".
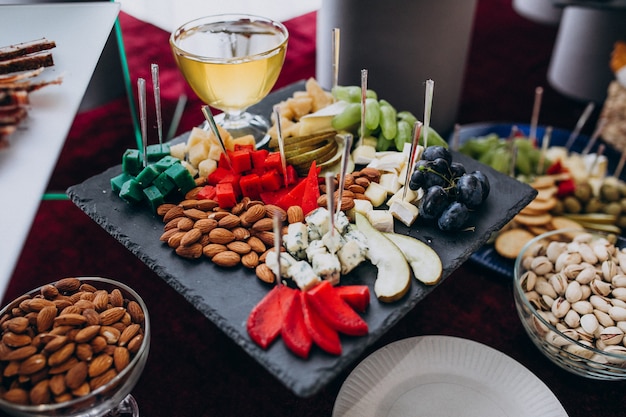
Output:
[
  {"xmin": 284, "ymin": 222, "xmax": 308, "ymax": 260},
  {"xmin": 265, "ymin": 250, "xmax": 297, "ymax": 278},
  {"xmin": 312, "ymin": 253, "xmax": 341, "ymax": 285},
  {"xmin": 288, "ymin": 261, "xmax": 321, "ymax": 291},
  {"xmin": 305, "ymin": 207, "xmax": 330, "ymax": 241},
  {"xmin": 306, "ymin": 239, "xmax": 328, "ymax": 262},
  {"xmin": 337, "ymin": 239, "xmax": 366, "ymax": 275}
]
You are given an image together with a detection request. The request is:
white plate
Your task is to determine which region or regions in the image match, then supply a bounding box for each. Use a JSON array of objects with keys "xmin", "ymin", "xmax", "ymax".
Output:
[
  {"xmin": 0, "ymin": 2, "xmax": 120, "ymax": 298},
  {"xmin": 333, "ymin": 335, "xmax": 568, "ymax": 417}
]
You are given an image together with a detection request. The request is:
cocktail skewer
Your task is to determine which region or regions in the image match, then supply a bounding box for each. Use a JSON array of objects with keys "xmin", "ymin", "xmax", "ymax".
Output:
[
  {"xmin": 273, "ymin": 215, "xmax": 283, "ymax": 286},
  {"xmin": 358, "ymin": 69, "xmax": 367, "ymax": 148},
  {"xmin": 613, "ymin": 149, "xmax": 626, "ymax": 179},
  {"xmin": 565, "ymin": 101, "xmax": 595, "ymax": 153},
  {"xmin": 274, "ymin": 105, "xmax": 289, "ymax": 187},
  {"xmin": 422, "ymin": 79, "xmax": 434, "ymax": 148},
  {"xmin": 403, "ymin": 121, "xmax": 423, "ymax": 201},
  {"xmin": 332, "ymin": 28, "xmax": 340, "ymax": 93},
  {"xmin": 325, "ymin": 172, "xmax": 336, "ymax": 235},
  {"xmin": 582, "ymin": 118, "xmax": 607, "ymax": 156},
  {"xmin": 202, "ymin": 105, "xmax": 232, "ymax": 169},
  {"xmin": 151, "ymin": 63, "xmax": 164, "ymax": 151},
  {"xmin": 538, "ymin": 126, "xmax": 552, "ymax": 175},
  {"xmin": 137, "ymin": 78, "xmax": 148, "ymax": 168},
  {"xmin": 529, "ymin": 86, "xmax": 543, "ymax": 142},
  {"xmin": 336, "ymin": 133, "xmax": 353, "ymax": 216}
]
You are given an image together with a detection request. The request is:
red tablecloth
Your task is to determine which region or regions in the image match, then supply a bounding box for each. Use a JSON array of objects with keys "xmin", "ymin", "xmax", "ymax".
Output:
[{"xmin": 8, "ymin": 1, "xmax": 626, "ymax": 416}]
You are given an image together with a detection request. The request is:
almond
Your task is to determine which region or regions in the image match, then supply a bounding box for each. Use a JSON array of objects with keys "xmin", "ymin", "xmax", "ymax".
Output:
[
  {"xmin": 113, "ymin": 346, "xmax": 130, "ymax": 372},
  {"xmin": 255, "ymin": 263, "xmax": 276, "ymax": 284},
  {"xmin": 55, "ymin": 278, "xmax": 81, "ymax": 293},
  {"xmin": 180, "ymin": 228, "xmax": 202, "ymax": 246},
  {"xmin": 287, "ymin": 206, "xmax": 304, "ymax": 224},
  {"xmin": 194, "ymin": 218, "xmax": 218, "ymax": 234},
  {"xmin": 19, "ymin": 353, "xmax": 47, "ymax": 375},
  {"xmin": 202, "ymin": 243, "xmax": 228, "ymax": 258},
  {"xmin": 212, "ymin": 251, "xmax": 241, "ymax": 267},
  {"xmin": 241, "ymin": 251, "xmax": 259, "ymax": 269},
  {"xmin": 127, "ymin": 301, "xmax": 145, "ymax": 325},
  {"xmin": 208, "ymin": 228, "xmax": 235, "ymax": 244},
  {"xmin": 227, "ymin": 241, "xmax": 252, "ymax": 255},
  {"xmin": 264, "ymin": 204, "xmax": 287, "ymax": 222},
  {"xmin": 65, "ymin": 361, "xmax": 88, "ymax": 390},
  {"xmin": 88, "ymin": 353, "xmax": 112, "ymax": 377},
  {"xmin": 247, "ymin": 236, "xmax": 266, "ymax": 254},
  {"xmin": 176, "ymin": 243, "xmax": 203, "ymax": 259},
  {"xmin": 251, "ymin": 218, "xmax": 274, "ymax": 232},
  {"xmin": 99, "ymin": 307, "xmax": 125, "ymax": 326},
  {"xmin": 218, "ymin": 214, "xmax": 241, "ymax": 229},
  {"xmin": 74, "ymin": 325, "xmax": 101, "ymax": 344},
  {"xmin": 232, "ymin": 227, "xmax": 251, "ymax": 241},
  {"xmin": 241, "ymin": 204, "xmax": 266, "ymax": 225}
]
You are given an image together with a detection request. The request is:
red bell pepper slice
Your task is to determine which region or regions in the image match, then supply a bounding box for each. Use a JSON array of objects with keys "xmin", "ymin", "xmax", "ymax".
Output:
[
  {"xmin": 300, "ymin": 291, "xmax": 341, "ymax": 355},
  {"xmin": 281, "ymin": 289, "xmax": 312, "ymax": 358},
  {"xmin": 335, "ymin": 285, "xmax": 371, "ymax": 313},
  {"xmin": 246, "ymin": 285, "xmax": 294, "ymax": 349},
  {"xmin": 305, "ymin": 281, "xmax": 368, "ymax": 336}
]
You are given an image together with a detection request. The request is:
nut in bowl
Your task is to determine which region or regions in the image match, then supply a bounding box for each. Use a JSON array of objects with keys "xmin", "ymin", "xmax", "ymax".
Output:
[
  {"xmin": 514, "ymin": 228, "xmax": 626, "ymax": 380},
  {"xmin": 0, "ymin": 277, "xmax": 150, "ymax": 417}
]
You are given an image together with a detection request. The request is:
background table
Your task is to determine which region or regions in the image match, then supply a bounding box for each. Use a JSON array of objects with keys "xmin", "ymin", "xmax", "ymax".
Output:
[{"xmin": 6, "ymin": 0, "xmax": 626, "ymax": 415}]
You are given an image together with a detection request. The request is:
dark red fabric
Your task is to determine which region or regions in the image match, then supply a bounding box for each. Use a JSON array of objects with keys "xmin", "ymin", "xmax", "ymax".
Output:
[{"xmin": 8, "ymin": 2, "xmax": 625, "ymax": 416}]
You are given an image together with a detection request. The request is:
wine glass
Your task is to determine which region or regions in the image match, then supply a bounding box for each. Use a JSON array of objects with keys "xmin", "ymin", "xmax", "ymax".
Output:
[
  {"xmin": 170, "ymin": 14, "xmax": 289, "ymax": 148},
  {"xmin": 0, "ymin": 277, "xmax": 150, "ymax": 417}
]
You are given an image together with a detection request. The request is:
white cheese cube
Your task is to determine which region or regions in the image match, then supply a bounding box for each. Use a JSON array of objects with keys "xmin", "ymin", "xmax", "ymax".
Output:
[
  {"xmin": 284, "ymin": 222, "xmax": 308, "ymax": 260},
  {"xmin": 367, "ymin": 210, "xmax": 394, "ymax": 233},
  {"xmin": 337, "ymin": 239, "xmax": 366, "ymax": 275},
  {"xmin": 364, "ymin": 182, "xmax": 388, "ymax": 207},
  {"xmin": 288, "ymin": 261, "xmax": 321, "ymax": 291},
  {"xmin": 389, "ymin": 200, "xmax": 419, "ymax": 227},
  {"xmin": 312, "ymin": 253, "xmax": 341, "ymax": 285}
]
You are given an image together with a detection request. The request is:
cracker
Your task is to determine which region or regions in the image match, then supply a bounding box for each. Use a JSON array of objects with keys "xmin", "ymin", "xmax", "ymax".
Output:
[{"xmin": 495, "ymin": 228, "xmax": 536, "ymax": 259}]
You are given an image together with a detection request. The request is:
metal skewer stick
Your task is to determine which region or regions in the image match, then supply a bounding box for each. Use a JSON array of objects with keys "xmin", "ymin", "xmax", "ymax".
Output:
[
  {"xmin": 151, "ymin": 63, "xmax": 164, "ymax": 151},
  {"xmin": 201, "ymin": 105, "xmax": 232, "ymax": 169},
  {"xmin": 358, "ymin": 69, "xmax": 367, "ymax": 148},
  {"xmin": 529, "ymin": 86, "xmax": 543, "ymax": 142},
  {"xmin": 325, "ymin": 172, "xmax": 336, "ymax": 236},
  {"xmin": 613, "ymin": 149, "xmax": 626, "ymax": 179},
  {"xmin": 582, "ymin": 118, "xmax": 607, "ymax": 156},
  {"xmin": 137, "ymin": 78, "xmax": 148, "ymax": 168},
  {"xmin": 332, "ymin": 28, "xmax": 340, "ymax": 93},
  {"xmin": 403, "ymin": 121, "xmax": 423, "ymax": 201},
  {"xmin": 423, "ymin": 79, "xmax": 434, "ymax": 148},
  {"xmin": 336, "ymin": 133, "xmax": 353, "ymax": 217},
  {"xmin": 538, "ymin": 126, "xmax": 552, "ymax": 175},
  {"xmin": 272, "ymin": 215, "xmax": 283, "ymax": 286},
  {"xmin": 274, "ymin": 105, "xmax": 289, "ymax": 187},
  {"xmin": 565, "ymin": 101, "xmax": 595, "ymax": 153}
]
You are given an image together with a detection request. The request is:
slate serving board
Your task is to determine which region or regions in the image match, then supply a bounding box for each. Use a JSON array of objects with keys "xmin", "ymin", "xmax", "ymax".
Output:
[{"xmin": 67, "ymin": 81, "xmax": 537, "ymax": 397}]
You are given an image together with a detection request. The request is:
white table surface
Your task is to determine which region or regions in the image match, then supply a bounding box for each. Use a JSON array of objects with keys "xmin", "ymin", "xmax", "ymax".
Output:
[{"xmin": 0, "ymin": 2, "xmax": 121, "ymax": 300}]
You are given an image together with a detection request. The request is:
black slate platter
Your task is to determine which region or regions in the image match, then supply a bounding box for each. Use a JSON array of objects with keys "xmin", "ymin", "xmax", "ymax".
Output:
[{"xmin": 67, "ymin": 81, "xmax": 537, "ymax": 398}]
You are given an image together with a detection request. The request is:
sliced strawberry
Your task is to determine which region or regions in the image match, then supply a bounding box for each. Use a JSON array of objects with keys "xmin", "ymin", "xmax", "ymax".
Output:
[
  {"xmin": 335, "ymin": 285, "xmax": 371, "ymax": 313},
  {"xmin": 247, "ymin": 285, "xmax": 294, "ymax": 349},
  {"xmin": 301, "ymin": 291, "xmax": 341, "ymax": 355},
  {"xmin": 281, "ymin": 290, "xmax": 312, "ymax": 358},
  {"xmin": 306, "ymin": 281, "xmax": 368, "ymax": 336}
]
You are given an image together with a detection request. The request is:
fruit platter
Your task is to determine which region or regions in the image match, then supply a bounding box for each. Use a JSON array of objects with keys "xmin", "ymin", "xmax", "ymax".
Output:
[
  {"xmin": 456, "ymin": 122, "xmax": 626, "ymax": 277},
  {"xmin": 67, "ymin": 80, "xmax": 536, "ymax": 397}
]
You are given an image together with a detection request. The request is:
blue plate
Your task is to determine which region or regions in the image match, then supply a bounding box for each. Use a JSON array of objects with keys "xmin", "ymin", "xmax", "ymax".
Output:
[{"xmin": 455, "ymin": 122, "xmax": 625, "ymax": 278}]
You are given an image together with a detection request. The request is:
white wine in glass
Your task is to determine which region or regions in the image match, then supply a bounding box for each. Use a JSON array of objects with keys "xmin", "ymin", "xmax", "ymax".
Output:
[{"xmin": 170, "ymin": 14, "xmax": 289, "ymax": 147}]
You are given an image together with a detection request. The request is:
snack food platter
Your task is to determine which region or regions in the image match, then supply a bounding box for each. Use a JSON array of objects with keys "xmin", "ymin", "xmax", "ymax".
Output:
[
  {"xmin": 457, "ymin": 122, "xmax": 626, "ymax": 277},
  {"xmin": 67, "ymin": 81, "xmax": 537, "ymax": 397}
]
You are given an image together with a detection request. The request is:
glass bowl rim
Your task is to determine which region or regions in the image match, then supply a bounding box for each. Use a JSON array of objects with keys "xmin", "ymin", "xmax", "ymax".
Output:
[
  {"xmin": 0, "ymin": 276, "xmax": 151, "ymax": 413},
  {"xmin": 513, "ymin": 227, "xmax": 626, "ymax": 361}
]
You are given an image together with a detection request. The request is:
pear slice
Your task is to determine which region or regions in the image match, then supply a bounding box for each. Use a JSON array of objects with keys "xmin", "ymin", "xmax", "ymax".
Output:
[
  {"xmin": 383, "ymin": 232, "xmax": 443, "ymax": 285},
  {"xmin": 354, "ymin": 213, "xmax": 411, "ymax": 302}
]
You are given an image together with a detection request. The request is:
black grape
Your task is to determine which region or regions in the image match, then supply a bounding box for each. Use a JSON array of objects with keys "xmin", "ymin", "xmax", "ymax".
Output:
[
  {"xmin": 438, "ymin": 202, "xmax": 470, "ymax": 231},
  {"xmin": 419, "ymin": 185, "xmax": 449, "ymax": 219}
]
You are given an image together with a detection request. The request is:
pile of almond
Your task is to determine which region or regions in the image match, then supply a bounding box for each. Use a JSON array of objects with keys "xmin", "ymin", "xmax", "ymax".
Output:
[
  {"xmin": 157, "ymin": 196, "xmax": 304, "ymax": 284},
  {"xmin": 0, "ymin": 277, "xmax": 146, "ymax": 406}
]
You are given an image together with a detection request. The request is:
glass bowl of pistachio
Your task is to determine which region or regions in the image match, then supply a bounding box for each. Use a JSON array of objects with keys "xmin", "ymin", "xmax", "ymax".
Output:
[
  {"xmin": 514, "ymin": 228, "xmax": 626, "ymax": 379},
  {"xmin": 0, "ymin": 277, "xmax": 150, "ymax": 417}
]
